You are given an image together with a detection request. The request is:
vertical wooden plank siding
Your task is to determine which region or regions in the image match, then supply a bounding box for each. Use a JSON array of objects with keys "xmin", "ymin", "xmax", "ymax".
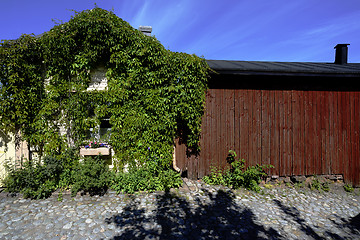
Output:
[
  {"xmin": 350, "ymin": 92, "xmax": 356, "ymax": 184},
  {"xmin": 352, "ymin": 92, "xmax": 360, "ymax": 185},
  {"xmin": 261, "ymin": 90, "xmax": 271, "ymax": 171},
  {"xmin": 255, "ymin": 90, "xmax": 262, "ymax": 167},
  {"xmin": 304, "ymin": 92, "xmax": 311, "ymax": 175},
  {"xmin": 284, "ymin": 91, "xmax": 293, "ymax": 176},
  {"xmin": 278, "ymin": 91, "xmax": 285, "ymax": 176},
  {"xmin": 339, "ymin": 92, "xmax": 346, "ymax": 180},
  {"xmin": 354, "ymin": 93, "xmax": 360, "ymax": 185},
  {"xmin": 176, "ymin": 89, "xmax": 360, "ymax": 186},
  {"xmin": 206, "ymin": 89, "xmax": 216, "ymax": 174},
  {"xmin": 248, "ymin": 90, "xmax": 260, "ymax": 168},
  {"xmin": 320, "ymin": 91, "xmax": 327, "ymax": 174},
  {"xmin": 314, "ymin": 92, "xmax": 321, "ymax": 175},
  {"xmin": 214, "ymin": 89, "xmax": 221, "ymax": 170},
  {"xmin": 273, "ymin": 91, "xmax": 281, "ymax": 176},
  {"xmin": 269, "ymin": 91, "xmax": 278, "ymax": 176},
  {"xmin": 345, "ymin": 92, "xmax": 351, "ymax": 184},
  {"xmin": 240, "ymin": 90, "xmax": 250, "ymax": 162},
  {"xmin": 332, "ymin": 92, "xmax": 340, "ymax": 176},
  {"xmin": 309, "ymin": 91, "xmax": 315, "ymax": 174},
  {"xmin": 292, "ymin": 91, "xmax": 305, "ymax": 175},
  {"xmin": 329, "ymin": 91, "xmax": 337, "ymax": 175}
]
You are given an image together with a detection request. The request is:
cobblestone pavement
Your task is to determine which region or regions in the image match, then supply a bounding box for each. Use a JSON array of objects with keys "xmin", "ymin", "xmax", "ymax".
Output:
[{"xmin": 0, "ymin": 179, "xmax": 359, "ymax": 240}]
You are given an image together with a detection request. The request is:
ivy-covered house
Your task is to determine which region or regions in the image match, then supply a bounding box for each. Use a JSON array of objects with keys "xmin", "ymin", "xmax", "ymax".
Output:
[{"xmin": 0, "ymin": 8, "xmax": 209, "ymax": 176}]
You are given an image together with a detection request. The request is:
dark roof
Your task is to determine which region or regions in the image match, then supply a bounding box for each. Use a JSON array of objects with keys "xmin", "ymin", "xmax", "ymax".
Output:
[{"xmin": 206, "ymin": 60, "xmax": 360, "ymax": 77}]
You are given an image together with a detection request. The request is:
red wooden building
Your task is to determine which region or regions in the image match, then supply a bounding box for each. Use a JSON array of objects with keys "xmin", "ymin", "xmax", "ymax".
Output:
[{"xmin": 176, "ymin": 44, "xmax": 360, "ymax": 186}]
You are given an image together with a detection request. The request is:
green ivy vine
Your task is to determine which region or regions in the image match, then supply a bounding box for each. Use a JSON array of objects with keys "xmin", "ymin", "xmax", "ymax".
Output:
[{"xmin": 0, "ymin": 7, "xmax": 209, "ymax": 169}]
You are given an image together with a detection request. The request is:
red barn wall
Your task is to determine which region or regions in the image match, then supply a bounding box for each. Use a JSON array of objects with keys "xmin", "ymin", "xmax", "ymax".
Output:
[{"xmin": 176, "ymin": 76, "xmax": 360, "ymax": 186}]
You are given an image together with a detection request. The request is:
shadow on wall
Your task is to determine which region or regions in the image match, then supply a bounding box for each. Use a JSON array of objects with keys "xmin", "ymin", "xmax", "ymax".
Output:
[
  {"xmin": 0, "ymin": 130, "xmax": 12, "ymax": 150},
  {"xmin": 0, "ymin": 130, "xmax": 15, "ymax": 186},
  {"xmin": 105, "ymin": 189, "xmax": 284, "ymax": 240}
]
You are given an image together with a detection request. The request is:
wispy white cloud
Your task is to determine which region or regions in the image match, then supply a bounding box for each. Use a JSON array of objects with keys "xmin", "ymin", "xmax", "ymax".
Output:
[
  {"xmin": 113, "ymin": 0, "xmax": 360, "ymax": 62},
  {"xmin": 3, "ymin": 0, "xmax": 358, "ymax": 62},
  {"xmin": 271, "ymin": 10, "xmax": 360, "ymax": 62},
  {"xmin": 129, "ymin": 1, "xmax": 150, "ymax": 30},
  {"xmin": 181, "ymin": 0, "xmax": 305, "ymax": 59}
]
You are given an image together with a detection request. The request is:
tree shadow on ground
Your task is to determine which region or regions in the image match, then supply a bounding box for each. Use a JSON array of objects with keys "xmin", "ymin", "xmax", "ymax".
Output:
[
  {"xmin": 273, "ymin": 199, "xmax": 325, "ymax": 239},
  {"xmin": 273, "ymin": 199, "xmax": 360, "ymax": 240},
  {"xmin": 349, "ymin": 213, "xmax": 360, "ymax": 231},
  {"xmin": 326, "ymin": 212, "xmax": 360, "ymax": 239},
  {"xmin": 105, "ymin": 189, "xmax": 285, "ymax": 240}
]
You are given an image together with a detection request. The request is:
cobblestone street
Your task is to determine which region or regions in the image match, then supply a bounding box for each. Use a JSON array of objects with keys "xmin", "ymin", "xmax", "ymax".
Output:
[{"xmin": 1, "ymin": 179, "xmax": 359, "ymax": 239}]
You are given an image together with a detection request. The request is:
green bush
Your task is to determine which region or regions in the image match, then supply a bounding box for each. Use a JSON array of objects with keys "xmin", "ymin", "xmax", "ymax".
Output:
[
  {"xmin": 71, "ymin": 155, "xmax": 113, "ymax": 196},
  {"xmin": 202, "ymin": 166, "xmax": 230, "ymax": 186},
  {"xmin": 310, "ymin": 176, "xmax": 330, "ymax": 192},
  {"xmin": 111, "ymin": 155, "xmax": 182, "ymax": 194},
  {"xmin": 58, "ymin": 147, "xmax": 80, "ymax": 189},
  {"xmin": 344, "ymin": 183, "xmax": 354, "ymax": 192},
  {"xmin": 3, "ymin": 146, "xmax": 184, "ymax": 198},
  {"xmin": 2, "ymin": 147, "xmax": 80, "ymax": 199},
  {"xmin": 203, "ymin": 150, "xmax": 273, "ymax": 192},
  {"xmin": 3, "ymin": 160, "xmax": 39, "ymax": 198},
  {"xmin": 2, "ymin": 154, "xmax": 63, "ymax": 199}
]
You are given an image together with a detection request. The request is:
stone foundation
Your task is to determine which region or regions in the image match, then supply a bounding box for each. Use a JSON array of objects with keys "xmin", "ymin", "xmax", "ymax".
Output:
[{"xmin": 267, "ymin": 174, "xmax": 344, "ymax": 185}]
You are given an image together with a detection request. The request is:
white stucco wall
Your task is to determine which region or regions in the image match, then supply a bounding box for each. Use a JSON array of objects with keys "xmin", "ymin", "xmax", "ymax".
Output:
[
  {"xmin": 87, "ymin": 67, "xmax": 108, "ymax": 91},
  {"xmin": 45, "ymin": 66, "xmax": 108, "ymax": 92},
  {"xmin": 0, "ymin": 131, "xmax": 16, "ymax": 187},
  {"xmin": 5, "ymin": 67, "xmax": 112, "ymax": 178}
]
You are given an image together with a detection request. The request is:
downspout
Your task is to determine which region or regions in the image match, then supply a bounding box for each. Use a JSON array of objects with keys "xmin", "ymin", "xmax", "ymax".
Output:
[{"xmin": 173, "ymin": 145, "xmax": 181, "ymax": 172}]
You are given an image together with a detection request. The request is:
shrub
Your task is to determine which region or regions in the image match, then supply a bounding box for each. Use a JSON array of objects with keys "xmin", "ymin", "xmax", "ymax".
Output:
[
  {"xmin": 71, "ymin": 155, "xmax": 113, "ymax": 196},
  {"xmin": 202, "ymin": 166, "xmax": 230, "ymax": 186},
  {"xmin": 3, "ymin": 146, "xmax": 183, "ymax": 198},
  {"xmin": 42, "ymin": 154, "xmax": 64, "ymax": 181},
  {"xmin": 111, "ymin": 155, "xmax": 182, "ymax": 194},
  {"xmin": 2, "ymin": 154, "xmax": 63, "ymax": 199},
  {"xmin": 2, "ymin": 147, "xmax": 80, "ymax": 199},
  {"xmin": 310, "ymin": 176, "xmax": 330, "ymax": 192},
  {"xmin": 58, "ymin": 147, "xmax": 80, "ymax": 189},
  {"xmin": 3, "ymin": 159, "xmax": 40, "ymax": 198},
  {"xmin": 344, "ymin": 183, "xmax": 354, "ymax": 192},
  {"xmin": 203, "ymin": 150, "xmax": 273, "ymax": 192}
]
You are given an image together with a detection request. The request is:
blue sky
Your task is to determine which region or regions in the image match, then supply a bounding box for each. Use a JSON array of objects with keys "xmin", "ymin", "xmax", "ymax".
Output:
[{"xmin": 1, "ymin": 0, "xmax": 360, "ymax": 62}]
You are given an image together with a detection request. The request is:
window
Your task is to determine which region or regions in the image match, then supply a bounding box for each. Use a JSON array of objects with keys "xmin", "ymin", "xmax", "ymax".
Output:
[
  {"xmin": 89, "ymin": 119, "xmax": 111, "ymax": 142},
  {"xmin": 99, "ymin": 119, "xmax": 111, "ymax": 141}
]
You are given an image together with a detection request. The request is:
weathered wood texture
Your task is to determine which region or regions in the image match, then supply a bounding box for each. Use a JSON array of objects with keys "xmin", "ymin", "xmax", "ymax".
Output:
[{"xmin": 176, "ymin": 89, "xmax": 360, "ymax": 186}]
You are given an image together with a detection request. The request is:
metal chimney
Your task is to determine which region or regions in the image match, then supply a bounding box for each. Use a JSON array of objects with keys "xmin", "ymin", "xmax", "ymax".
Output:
[
  {"xmin": 138, "ymin": 26, "xmax": 152, "ymax": 36},
  {"xmin": 334, "ymin": 44, "xmax": 350, "ymax": 64}
]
